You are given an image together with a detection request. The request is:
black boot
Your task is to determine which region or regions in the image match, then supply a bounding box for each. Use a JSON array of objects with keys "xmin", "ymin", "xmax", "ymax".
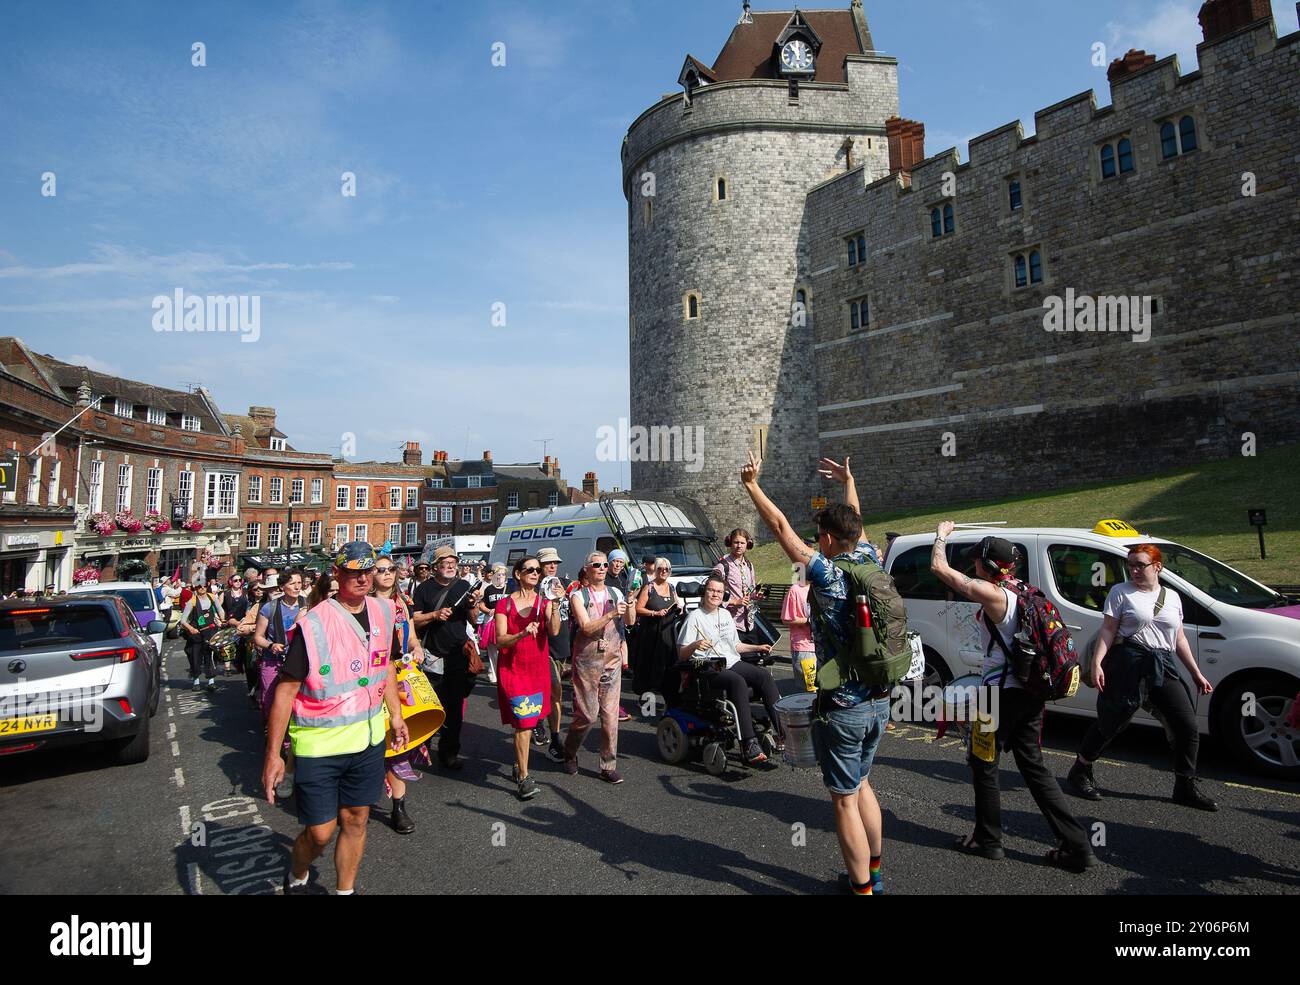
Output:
[
  {"xmin": 1067, "ymin": 760, "xmax": 1103, "ymax": 801},
  {"xmin": 391, "ymin": 796, "xmax": 416, "ymax": 834},
  {"xmin": 1172, "ymin": 776, "xmax": 1218, "ymax": 812}
]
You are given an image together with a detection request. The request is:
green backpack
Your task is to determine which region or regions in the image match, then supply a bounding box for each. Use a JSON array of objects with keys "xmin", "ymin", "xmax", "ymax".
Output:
[{"xmin": 809, "ymin": 558, "xmax": 912, "ymax": 691}]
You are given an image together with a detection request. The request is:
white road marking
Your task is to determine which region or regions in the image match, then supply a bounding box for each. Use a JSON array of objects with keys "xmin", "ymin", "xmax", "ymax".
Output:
[
  {"xmin": 173, "ymin": 768, "xmax": 185, "ymax": 788},
  {"xmin": 170, "ymin": 740, "xmax": 181, "ymax": 757},
  {"xmin": 167, "ymin": 707, "xmax": 174, "ymax": 718},
  {"xmin": 178, "ymin": 805, "xmax": 191, "ymax": 840},
  {"xmin": 167, "ymin": 722, "xmax": 176, "ymax": 738},
  {"xmin": 187, "ymin": 862, "xmax": 203, "ymax": 895}
]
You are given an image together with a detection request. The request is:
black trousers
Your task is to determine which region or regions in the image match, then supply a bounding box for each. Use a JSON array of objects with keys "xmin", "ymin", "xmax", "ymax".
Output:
[
  {"xmin": 969, "ymin": 687, "xmax": 1091, "ymax": 854},
  {"xmin": 433, "ymin": 670, "xmax": 477, "ymax": 763},
  {"xmin": 1079, "ymin": 664, "xmax": 1199, "ymax": 779},
  {"xmin": 185, "ymin": 631, "xmax": 215, "ymax": 679},
  {"xmin": 705, "ymin": 661, "xmax": 783, "ymax": 743}
]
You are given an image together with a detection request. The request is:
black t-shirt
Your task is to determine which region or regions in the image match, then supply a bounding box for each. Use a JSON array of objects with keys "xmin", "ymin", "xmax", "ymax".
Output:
[
  {"xmin": 225, "ymin": 593, "xmax": 250, "ymax": 623},
  {"xmin": 412, "ymin": 578, "xmax": 476, "ymax": 659},
  {"xmin": 480, "ymin": 583, "xmax": 509, "ymax": 614}
]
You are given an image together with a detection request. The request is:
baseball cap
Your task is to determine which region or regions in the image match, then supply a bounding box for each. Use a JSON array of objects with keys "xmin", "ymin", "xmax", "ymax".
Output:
[
  {"xmin": 536, "ymin": 548, "xmax": 562, "ymax": 564},
  {"xmin": 335, "ymin": 541, "xmax": 378, "ymax": 571},
  {"xmin": 964, "ymin": 536, "xmax": 1018, "ymax": 570}
]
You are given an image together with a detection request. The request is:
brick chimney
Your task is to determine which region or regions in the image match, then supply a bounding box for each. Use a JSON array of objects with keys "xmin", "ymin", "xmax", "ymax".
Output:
[
  {"xmin": 402, "ymin": 441, "xmax": 422, "ymax": 466},
  {"xmin": 1107, "ymin": 48, "xmax": 1157, "ymax": 82},
  {"xmin": 582, "ymin": 471, "xmax": 599, "ymax": 498},
  {"xmin": 1198, "ymin": 0, "xmax": 1271, "ymax": 43},
  {"xmin": 248, "ymin": 406, "xmax": 277, "ymax": 430},
  {"xmin": 885, "ymin": 117, "xmax": 926, "ymax": 177},
  {"xmin": 542, "ymin": 455, "xmax": 552, "ymax": 476},
  {"xmin": 552, "ymin": 458, "xmax": 561, "ymax": 479},
  {"xmin": 482, "ymin": 450, "xmax": 492, "ymax": 462}
]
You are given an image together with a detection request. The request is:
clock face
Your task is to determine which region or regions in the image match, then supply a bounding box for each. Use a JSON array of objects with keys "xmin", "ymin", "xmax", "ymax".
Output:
[{"xmin": 781, "ymin": 39, "xmax": 814, "ymax": 73}]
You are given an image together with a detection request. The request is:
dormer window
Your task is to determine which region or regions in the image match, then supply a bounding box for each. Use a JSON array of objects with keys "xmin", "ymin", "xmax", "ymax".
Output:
[
  {"xmin": 269, "ymin": 437, "xmax": 286, "ymax": 451},
  {"xmin": 181, "ymin": 415, "xmax": 201, "ymax": 432},
  {"xmin": 146, "ymin": 407, "xmax": 166, "ymax": 426},
  {"xmin": 114, "ymin": 398, "xmax": 133, "ymax": 418}
]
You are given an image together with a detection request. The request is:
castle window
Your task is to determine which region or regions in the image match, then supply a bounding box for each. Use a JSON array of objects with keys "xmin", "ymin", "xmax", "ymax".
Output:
[
  {"xmin": 683, "ymin": 291, "xmax": 700, "ymax": 321},
  {"xmin": 712, "ymin": 175, "xmax": 731, "ymax": 203},
  {"xmin": 1099, "ymin": 136, "xmax": 1135, "ymax": 180},
  {"xmin": 717, "ymin": 177, "xmax": 727, "ymax": 201},
  {"xmin": 943, "ymin": 203, "xmax": 955, "ymax": 235},
  {"xmin": 792, "ymin": 286, "xmax": 810, "ymax": 327},
  {"xmin": 849, "ymin": 296, "xmax": 869, "ymax": 331},
  {"xmin": 1008, "ymin": 179, "xmax": 1022, "ymax": 211},
  {"xmin": 1011, "ymin": 248, "xmax": 1044, "ymax": 289},
  {"xmin": 846, "ymin": 231, "xmax": 865, "ymax": 266},
  {"xmin": 644, "ymin": 198, "xmax": 652, "ymax": 224},
  {"xmin": 1161, "ymin": 115, "xmax": 1199, "ymax": 159},
  {"xmin": 931, "ymin": 208, "xmax": 942, "ymax": 238},
  {"xmin": 931, "ymin": 204, "xmax": 954, "ymax": 239}
]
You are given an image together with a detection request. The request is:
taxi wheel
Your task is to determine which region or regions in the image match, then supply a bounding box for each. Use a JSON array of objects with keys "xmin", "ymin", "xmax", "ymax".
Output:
[{"xmin": 1215, "ymin": 673, "xmax": 1300, "ymax": 781}]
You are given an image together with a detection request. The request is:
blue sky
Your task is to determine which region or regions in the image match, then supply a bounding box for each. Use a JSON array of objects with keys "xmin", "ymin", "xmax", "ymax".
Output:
[{"xmin": 2, "ymin": 0, "xmax": 1296, "ymax": 486}]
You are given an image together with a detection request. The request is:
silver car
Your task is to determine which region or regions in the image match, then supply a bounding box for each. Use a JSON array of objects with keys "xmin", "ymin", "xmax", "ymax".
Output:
[{"xmin": 0, "ymin": 594, "xmax": 163, "ymax": 765}]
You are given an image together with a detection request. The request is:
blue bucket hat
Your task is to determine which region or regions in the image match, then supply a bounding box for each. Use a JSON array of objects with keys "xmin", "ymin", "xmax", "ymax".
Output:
[{"xmin": 607, "ymin": 549, "xmax": 629, "ymax": 564}]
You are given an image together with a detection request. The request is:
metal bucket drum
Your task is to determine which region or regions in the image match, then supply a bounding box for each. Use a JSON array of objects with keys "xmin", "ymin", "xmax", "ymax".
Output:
[
  {"xmin": 383, "ymin": 662, "xmax": 445, "ymax": 756},
  {"xmin": 942, "ymin": 674, "xmax": 984, "ymax": 726},
  {"xmin": 774, "ymin": 692, "xmax": 819, "ymax": 768}
]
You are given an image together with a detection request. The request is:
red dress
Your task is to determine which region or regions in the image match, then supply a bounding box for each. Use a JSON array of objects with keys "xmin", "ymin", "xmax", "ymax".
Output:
[{"xmin": 495, "ymin": 595, "xmax": 552, "ymax": 730}]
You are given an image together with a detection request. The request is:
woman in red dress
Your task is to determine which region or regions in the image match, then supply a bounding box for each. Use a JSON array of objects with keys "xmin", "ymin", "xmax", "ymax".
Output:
[{"xmin": 495, "ymin": 555, "xmax": 562, "ymax": 800}]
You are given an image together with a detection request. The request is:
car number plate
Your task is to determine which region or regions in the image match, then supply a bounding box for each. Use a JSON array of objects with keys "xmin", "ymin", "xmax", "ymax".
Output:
[{"xmin": 0, "ymin": 714, "xmax": 58, "ymax": 735}]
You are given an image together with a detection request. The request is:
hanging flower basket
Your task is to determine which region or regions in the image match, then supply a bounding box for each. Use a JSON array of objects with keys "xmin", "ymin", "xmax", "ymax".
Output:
[
  {"xmin": 182, "ymin": 515, "xmax": 204, "ymax": 533},
  {"xmin": 142, "ymin": 510, "xmax": 171, "ymax": 534},
  {"xmin": 88, "ymin": 512, "xmax": 116, "ymax": 536},
  {"xmin": 73, "ymin": 564, "xmax": 102, "ymax": 584},
  {"xmin": 114, "ymin": 510, "xmax": 142, "ymax": 534}
]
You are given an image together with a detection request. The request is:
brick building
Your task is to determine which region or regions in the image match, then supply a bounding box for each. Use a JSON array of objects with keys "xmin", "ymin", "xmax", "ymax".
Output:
[
  {"xmin": 494, "ymin": 456, "xmax": 573, "ymax": 519},
  {"xmin": 624, "ymin": 0, "xmax": 1300, "ymax": 534},
  {"xmin": 330, "ymin": 443, "xmax": 427, "ymax": 563},
  {"xmin": 225, "ymin": 406, "xmax": 334, "ymax": 568},
  {"xmin": 420, "ymin": 450, "xmax": 502, "ymax": 544}
]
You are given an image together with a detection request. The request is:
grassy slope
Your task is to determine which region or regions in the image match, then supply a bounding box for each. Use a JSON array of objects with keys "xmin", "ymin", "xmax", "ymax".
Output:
[{"xmin": 751, "ymin": 443, "xmax": 1300, "ymax": 586}]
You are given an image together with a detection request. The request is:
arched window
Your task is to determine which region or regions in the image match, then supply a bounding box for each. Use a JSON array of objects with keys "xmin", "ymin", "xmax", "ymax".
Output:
[
  {"xmin": 644, "ymin": 198, "xmax": 652, "ymax": 223},
  {"xmin": 1179, "ymin": 115, "xmax": 1198, "ymax": 153},
  {"xmin": 1100, "ymin": 143, "xmax": 1116, "ymax": 179},
  {"xmin": 1028, "ymin": 250, "xmax": 1042, "ymax": 285},
  {"xmin": 943, "ymin": 203, "xmax": 955, "ymax": 235},
  {"xmin": 856, "ymin": 233, "xmax": 866, "ymax": 259},
  {"xmin": 848, "ymin": 238, "xmax": 858, "ymax": 265},
  {"xmin": 717, "ymin": 177, "xmax": 727, "ymax": 200},
  {"xmin": 931, "ymin": 208, "xmax": 942, "ymax": 238},
  {"xmin": 1161, "ymin": 121, "xmax": 1178, "ymax": 160},
  {"xmin": 795, "ymin": 289, "xmax": 807, "ymax": 306},
  {"xmin": 684, "ymin": 293, "xmax": 699, "ymax": 320},
  {"xmin": 1014, "ymin": 255, "xmax": 1028, "ymax": 289},
  {"xmin": 1008, "ymin": 179, "xmax": 1022, "ymax": 210},
  {"xmin": 1117, "ymin": 137, "xmax": 1134, "ymax": 173}
]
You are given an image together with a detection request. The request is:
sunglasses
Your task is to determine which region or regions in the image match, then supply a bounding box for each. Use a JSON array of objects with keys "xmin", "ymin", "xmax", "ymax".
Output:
[
  {"xmin": 520, "ymin": 566, "xmax": 541, "ymax": 575},
  {"xmin": 374, "ymin": 567, "xmax": 395, "ymax": 574},
  {"xmin": 656, "ymin": 567, "xmax": 671, "ymax": 572},
  {"xmin": 589, "ymin": 561, "xmax": 608, "ymax": 568},
  {"xmin": 416, "ymin": 566, "xmax": 429, "ymax": 571},
  {"xmin": 1127, "ymin": 560, "xmax": 1155, "ymax": 570}
]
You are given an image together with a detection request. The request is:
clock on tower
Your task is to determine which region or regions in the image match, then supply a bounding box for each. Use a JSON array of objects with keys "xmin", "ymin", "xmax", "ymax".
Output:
[{"xmin": 779, "ymin": 39, "xmax": 815, "ymax": 75}]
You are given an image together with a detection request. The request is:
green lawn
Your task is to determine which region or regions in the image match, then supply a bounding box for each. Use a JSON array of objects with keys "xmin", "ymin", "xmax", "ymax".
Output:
[{"xmin": 750, "ymin": 443, "xmax": 1300, "ymax": 587}]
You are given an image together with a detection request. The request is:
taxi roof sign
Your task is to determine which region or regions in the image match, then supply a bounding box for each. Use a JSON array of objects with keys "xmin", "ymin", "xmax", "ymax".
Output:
[{"xmin": 1093, "ymin": 518, "xmax": 1141, "ymax": 538}]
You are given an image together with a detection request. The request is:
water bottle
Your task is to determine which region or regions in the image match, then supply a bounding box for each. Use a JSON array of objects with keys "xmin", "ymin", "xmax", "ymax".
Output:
[{"xmin": 856, "ymin": 594, "xmax": 872, "ymax": 629}]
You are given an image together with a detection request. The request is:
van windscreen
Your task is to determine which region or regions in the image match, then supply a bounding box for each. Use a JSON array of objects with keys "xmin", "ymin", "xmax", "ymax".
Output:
[{"xmin": 627, "ymin": 536, "xmax": 716, "ymax": 574}]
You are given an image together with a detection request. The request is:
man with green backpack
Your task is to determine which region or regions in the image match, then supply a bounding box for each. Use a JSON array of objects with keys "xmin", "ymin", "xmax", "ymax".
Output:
[{"xmin": 741, "ymin": 452, "xmax": 912, "ymax": 895}]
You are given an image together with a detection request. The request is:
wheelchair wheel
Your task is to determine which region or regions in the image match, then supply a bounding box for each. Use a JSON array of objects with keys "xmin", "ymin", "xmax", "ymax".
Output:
[
  {"xmin": 657, "ymin": 716, "xmax": 691, "ymax": 764},
  {"xmin": 703, "ymin": 742, "xmax": 727, "ymax": 776}
]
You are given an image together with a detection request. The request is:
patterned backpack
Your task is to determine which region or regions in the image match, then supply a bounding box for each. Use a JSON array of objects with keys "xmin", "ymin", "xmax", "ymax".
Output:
[{"xmin": 986, "ymin": 581, "xmax": 1081, "ymax": 701}]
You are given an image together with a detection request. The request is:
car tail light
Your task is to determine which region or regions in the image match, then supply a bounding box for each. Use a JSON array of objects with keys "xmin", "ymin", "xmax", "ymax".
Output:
[
  {"xmin": 70, "ymin": 646, "xmax": 137, "ymax": 663},
  {"xmin": 6, "ymin": 608, "xmax": 51, "ymax": 616},
  {"xmin": 0, "ymin": 743, "xmax": 40, "ymax": 755},
  {"xmin": 117, "ymin": 698, "xmax": 133, "ymax": 717}
]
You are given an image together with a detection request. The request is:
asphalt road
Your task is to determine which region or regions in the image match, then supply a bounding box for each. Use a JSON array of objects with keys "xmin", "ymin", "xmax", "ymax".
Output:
[{"xmin": 1, "ymin": 638, "xmax": 1297, "ymax": 895}]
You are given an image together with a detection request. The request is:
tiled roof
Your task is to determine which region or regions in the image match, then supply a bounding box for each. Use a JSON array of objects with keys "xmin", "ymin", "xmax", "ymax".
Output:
[
  {"xmin": 334, "ymin": 461, "xmax": 429, "ymax": 477},
  {"xmin": 710, "ymin": 8, "xmax": 872, "ymax": 85}
]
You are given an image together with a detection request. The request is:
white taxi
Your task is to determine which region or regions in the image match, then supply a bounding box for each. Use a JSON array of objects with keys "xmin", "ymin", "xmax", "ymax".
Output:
[{"xmin": 884, "ymin": 520, "xmax": 1300, "ymax": 779}]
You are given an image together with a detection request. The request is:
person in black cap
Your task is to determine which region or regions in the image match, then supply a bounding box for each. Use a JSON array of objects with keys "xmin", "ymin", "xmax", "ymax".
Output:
[{"xmin": 930, "ymin": 521, "xmax": 1096, "ymax": 873}]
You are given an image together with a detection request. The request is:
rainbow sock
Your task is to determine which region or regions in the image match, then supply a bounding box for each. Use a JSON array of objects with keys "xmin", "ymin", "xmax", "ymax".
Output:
[
  {"xmin": 870, "ymin": 856, "xmax": 883, "ymax": 893},
  {"xmin": 850, "ymin": 878, "xmax": 873, "ymax": 895}
]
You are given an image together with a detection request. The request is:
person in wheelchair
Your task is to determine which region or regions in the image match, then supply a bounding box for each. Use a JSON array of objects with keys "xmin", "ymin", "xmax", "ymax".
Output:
[{"xmin": 676, "ymin": 574, "xmax": 784, "ymax": 765}]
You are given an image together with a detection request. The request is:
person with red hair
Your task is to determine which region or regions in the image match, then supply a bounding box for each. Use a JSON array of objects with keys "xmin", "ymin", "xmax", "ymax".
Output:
[{"xmin": 1068, "ymin": 544, "xmax": 1217, "ymax": 811}]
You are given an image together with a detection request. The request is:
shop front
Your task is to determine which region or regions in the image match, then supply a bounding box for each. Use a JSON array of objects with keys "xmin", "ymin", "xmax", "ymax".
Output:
[
  {"xmin": 0, "ymin": 524, "xmax": 74, "ymax": 594},
  {"xmin": 75, "ymin": 527, "xmax": 240, "ymax": 584}
]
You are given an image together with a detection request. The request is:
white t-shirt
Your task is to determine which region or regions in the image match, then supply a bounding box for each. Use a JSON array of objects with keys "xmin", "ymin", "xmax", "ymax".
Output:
[
  {"xmin": 677, "ymin": 605, "xmax": 742, "ymax": 669},
  {"xmin": 1104, "ymin": 582, "xmax": 1182, "ymax": 651},
  {"xmin": 977, "ymin": 584, "xmax": 1023, "ymax": 689}
]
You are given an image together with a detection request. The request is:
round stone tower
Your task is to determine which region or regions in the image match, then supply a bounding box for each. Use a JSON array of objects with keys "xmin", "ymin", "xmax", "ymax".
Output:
[{"xmin": 622, "ymin": 2, "xmax": 900, "ymax": 538}]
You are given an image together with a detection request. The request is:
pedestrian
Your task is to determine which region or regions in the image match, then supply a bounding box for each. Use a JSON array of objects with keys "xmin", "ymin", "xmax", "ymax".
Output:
[
  {"xmin": 632, "ymin": 558, "xmax": 683, "ymax": 698},
  {"xmin": 411, "ymin": 545, "xmax": 482, "ymax": 770},
  {"xmin": 179, "ymin": 582, "xmax": 225, "ymax": 692},
  {"xmin": 533, "ymin": 547, "xmax": 570, "ymax": 761},
  {"xmin": 397, "ymin": 563, "xmax": 413, "ymax": 597},
  {"xmin": 741, "ymin": 452, "xmax": 891, "ymax": 894},
  {"xmin": 930, "ymin": 521, "xmax": 1097, "ymax": 871},
  {"xmin": 153, "ymin": 576, "xmax": 171, "ymax": 621},
  {"xmin": 254, "ymin": 570, "xmax": 306, "ymax": 735},
  {"xmin": 223, "ymin": 573, "xmax": 250, "ymax": 676},
  {"xmin": 782, "ymin": 568, "xmax": 817, "ymax": 693},
  {"xmin": 606, "ymin": 550, "xmax": 634, "ymax": 722},
  {"xmin": 238, "ymin": 582, "xmax": 266, "ymax": 705},
  {"xmin": 413, "ymin": 561, "xmax": 431, "ymax": 588},
  {"xmin": 713, "ymin": 528, "xmax": 761, "ymax": 643},
  {"xmin": 562, "ymin": 552, "xmax": 635, "ymax": 783},
  {"xmin": 677, "ymin": 572, "xmax": 781, "ymax": 764},
  {"xmin": 189, "ymin": 557, "xmax": 205, "ymax": 586},
  {"xmin": 372, "ymin": 556, "xmax": 428, "ymax": 834},
  {"xmin": 1067, "ymin": 544, "xmax": 1217, "ymax": 811},
  {"xmin": 476, "ymin": 564, "xmax": 509, "ymax": 684},
  {"xmin": 262, "ymin": 541, "xmax": 408, "ymax": 895},
  {"xmin": 495, "ymin": 555, "xmax": 562, "ymax": 800}
]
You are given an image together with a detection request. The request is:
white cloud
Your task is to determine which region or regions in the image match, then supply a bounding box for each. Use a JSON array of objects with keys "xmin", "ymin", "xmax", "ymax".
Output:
[
  {"xmin": 0, "ymin": 246, "xmax": 353, "ymax": 281},
  {"xmin": 63, "ymin": 353, "xmax": 123, "ymax": 376},
  {"xmin": 1106, "ymin": 2, "xmax": 1203, "ymax": 66}
]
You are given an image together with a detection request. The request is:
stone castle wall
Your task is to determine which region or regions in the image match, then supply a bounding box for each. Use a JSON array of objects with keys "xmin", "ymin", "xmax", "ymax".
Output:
[{"xmin": 803, "ymin": 17, "xmax": 1300, "ymax": 515}]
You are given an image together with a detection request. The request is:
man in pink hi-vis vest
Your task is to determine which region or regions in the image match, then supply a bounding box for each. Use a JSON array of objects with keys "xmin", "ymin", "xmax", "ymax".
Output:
[{"xmin": 263, "ymin": 541, "xmax": 408, "ymax": 896}]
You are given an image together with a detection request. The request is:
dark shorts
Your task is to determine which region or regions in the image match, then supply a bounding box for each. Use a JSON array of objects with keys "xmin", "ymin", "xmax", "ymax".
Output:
[{"xmin": 294, "ymin": 741, "xmax": 386, "ymax": 827}]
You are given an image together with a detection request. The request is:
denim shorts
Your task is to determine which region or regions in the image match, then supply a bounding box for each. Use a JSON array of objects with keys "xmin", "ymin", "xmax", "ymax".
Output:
[{"xmin": 811, "ymin": 696, "xmax": 891, "ymax": 795}]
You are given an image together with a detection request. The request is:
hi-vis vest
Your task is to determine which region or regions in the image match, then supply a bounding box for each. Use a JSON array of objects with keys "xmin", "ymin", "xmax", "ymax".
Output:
[{"xmin": 290, "ymin": 598, "xmax": 395, "ymax": 758}]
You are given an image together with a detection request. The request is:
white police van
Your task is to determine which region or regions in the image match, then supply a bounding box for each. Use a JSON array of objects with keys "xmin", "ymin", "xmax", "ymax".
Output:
[
  {"xmin": 490, "ymin": 493, "xmax": 720, "ymax": 592},
  {"xmin": 419, "ymin": 535, "xmax": 494, "ymax": 567},
  {"xmin": 884, "ymin": 519, "xmax": 1300, "ymax": 779}
]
